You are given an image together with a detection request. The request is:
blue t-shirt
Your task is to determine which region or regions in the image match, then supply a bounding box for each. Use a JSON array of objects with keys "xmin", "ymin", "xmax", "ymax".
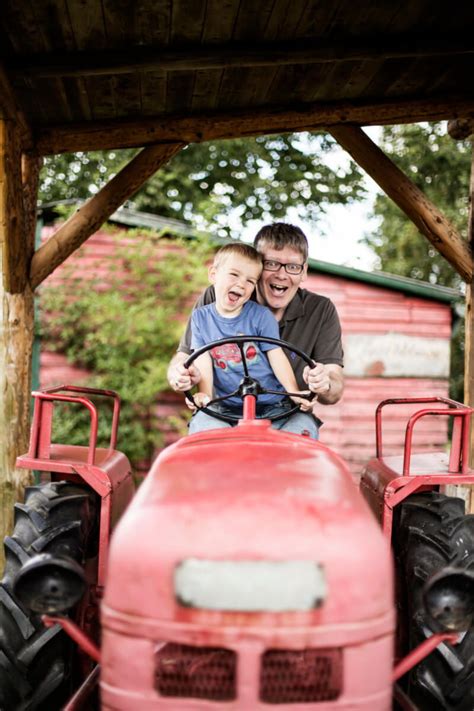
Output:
[{"xmin": 191, "ymin": 301, "xmax": 285, "ymax": 406}]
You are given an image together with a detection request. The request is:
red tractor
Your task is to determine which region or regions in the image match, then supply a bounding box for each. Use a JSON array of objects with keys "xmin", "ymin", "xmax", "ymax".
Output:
[{"xmin": 1, "ymin": 337, "xmax": 473, "ymax": 710}]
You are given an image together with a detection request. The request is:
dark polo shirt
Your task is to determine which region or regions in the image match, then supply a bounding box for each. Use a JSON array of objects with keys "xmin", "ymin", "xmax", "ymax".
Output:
[{"xmin": 178, "ymin": 286, "xmax": 343, "ymax": 389}]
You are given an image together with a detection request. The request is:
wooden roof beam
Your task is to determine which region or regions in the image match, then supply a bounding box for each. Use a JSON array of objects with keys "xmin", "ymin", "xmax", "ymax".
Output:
[
  {"xmin": 36, "ymin": 96, "xmax": 474, "ymax": 155},
  {"xmin": 330, "ymin": 125, "xmax": 472, "ymax": 282},
  {"xmin": 448, "ymin": 118, "xmax": 474, "ymax": 139},
  {"xmin": 8, "ymin": 36, "xmax": 474, "ymax": 79},
  {"xmin": 30, "ymin": 142, "xmax": 184, "ymax": 289}
]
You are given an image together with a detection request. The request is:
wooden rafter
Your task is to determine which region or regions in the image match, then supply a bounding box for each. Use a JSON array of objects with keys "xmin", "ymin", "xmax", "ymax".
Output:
[
  {"xmin": 448, "ymin": 118, "xmax": 474, "ymax": 140},
  {"xmin": 330, "ymin": 125, "xmax": 473, "ymax": 283},
  {"xmin": 36, "ymin": 96, "xmax": 474, "ymax": 155},
  {"xmin": 8, "ymin": 36, "xmax": 474, "ymax": 79},
  {"xmin": 30, "ymin": 142, "xmax": 184, "ymax": 289}
]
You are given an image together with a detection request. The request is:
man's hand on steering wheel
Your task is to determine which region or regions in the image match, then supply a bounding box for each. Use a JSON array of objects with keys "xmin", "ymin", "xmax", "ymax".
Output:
[{"xmin": 184, "ymin": 335, "xmax": 317, "ymax": 424}]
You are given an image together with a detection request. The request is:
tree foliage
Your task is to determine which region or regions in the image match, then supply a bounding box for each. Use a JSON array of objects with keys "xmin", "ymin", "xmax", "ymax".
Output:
[
  {"xmin": 39, "ymin": 134, "xmax": 365, "ymax": 236},
  {"xmin": 363, "ymin": 123, "xmax": 471, "ymax": 400},
  {"xmin": 40, "ymin": 231, "xmax": 213, "ymax": 468},
  {"xmin": 364, "ymin": 123, "xmax": 471, "ymax": 288}
]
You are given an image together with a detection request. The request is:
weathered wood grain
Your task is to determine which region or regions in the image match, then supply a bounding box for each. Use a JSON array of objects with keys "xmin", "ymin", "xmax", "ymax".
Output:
[
  {"xmin": 0, "ymin": 120, "xmax": 27, "ymax": 293},
  {"xmin": 330, "ymin": 125, "xmax": 472, "ymax": 282},
  {"xmin": 36, "ymin": 95, "xmax": 474, "ymax": 155},
  {"xmin": 0, "ymin": 118, "xmax": 36, "ymax": 555},
  {"xmin": 10, "ymin": 37, "xmax": 474, "ymax": 78}
]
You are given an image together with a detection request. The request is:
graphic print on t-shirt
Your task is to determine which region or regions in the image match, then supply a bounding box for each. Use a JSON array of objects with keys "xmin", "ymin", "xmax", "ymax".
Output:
[{"xmin": 210, "ymin": 339, "xmax": 259, "ymax": 371}]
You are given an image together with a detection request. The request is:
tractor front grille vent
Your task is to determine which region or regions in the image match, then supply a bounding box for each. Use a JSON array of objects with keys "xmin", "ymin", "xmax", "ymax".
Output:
[
  {"xmin": 155, "ymin": 642, "xmax": 236, "ymax": 701},
  {"xmin": 260, "ymin": 648, "xmax": 342, "ymax": 704}
]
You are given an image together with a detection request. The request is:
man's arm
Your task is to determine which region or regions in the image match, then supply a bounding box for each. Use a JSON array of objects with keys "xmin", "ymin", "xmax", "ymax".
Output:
[
  {"xmin": 268, "ymin": 348, "xmax": 312, "ymax": 412},
  {"xmin": 303, "ymin": 363, "xmax": 344, "ymax": 405},
  {"xmin": 167, "ymin": 351, "xmax": 201, "ymax": 392},
  {"xmin": 167, "ymin": 286, "xmax": 216, "ymax": 391}
]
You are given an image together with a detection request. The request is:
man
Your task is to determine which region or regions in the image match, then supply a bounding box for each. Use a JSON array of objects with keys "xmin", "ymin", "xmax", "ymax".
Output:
[{"xmin": 167, "ymin": 223, "xmax": 344, "ymax": 433}]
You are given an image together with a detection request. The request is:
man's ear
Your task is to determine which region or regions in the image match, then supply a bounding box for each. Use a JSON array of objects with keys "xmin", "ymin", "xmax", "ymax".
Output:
[
  {"xmin": 208, "ymin": 264, "xmax": 217, "ymax": 283},
  {"xmin": 301, "ymin": 262, "xmax": 308, "ymax": 282}
]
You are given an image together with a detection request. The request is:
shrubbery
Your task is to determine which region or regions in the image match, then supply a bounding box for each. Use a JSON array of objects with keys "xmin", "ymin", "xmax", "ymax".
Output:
[{"xmin": 40, "ymin": 230, "xmax": 213, "ymax": 469}]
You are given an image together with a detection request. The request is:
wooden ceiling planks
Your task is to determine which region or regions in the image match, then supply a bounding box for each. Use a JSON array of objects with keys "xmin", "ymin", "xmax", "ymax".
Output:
[{"xmin": 1, "ymin": 0, "xmax": 474, "ymax": 151}]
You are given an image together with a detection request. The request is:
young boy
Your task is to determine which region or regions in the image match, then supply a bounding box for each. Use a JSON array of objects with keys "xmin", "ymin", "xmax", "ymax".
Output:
[{"xmin": 188, "ymin": 243, "xmax": 312, "ymax": 434}]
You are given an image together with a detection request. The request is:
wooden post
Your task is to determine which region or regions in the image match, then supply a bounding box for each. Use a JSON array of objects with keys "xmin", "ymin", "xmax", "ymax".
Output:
[
  {"xmin": 464, "ymin": 143, "xmax": 474, "ymax": 511},
  {"xmin": 30, "ymin": 142, "xmax": 183, "ymax": 289},
  {"xmin": 0, "ymin": 120, "xmax": 37, "ymax": 557},
  {"xmin": 330, "ymin": 125, "xmax": 472, "ymax": 283}
]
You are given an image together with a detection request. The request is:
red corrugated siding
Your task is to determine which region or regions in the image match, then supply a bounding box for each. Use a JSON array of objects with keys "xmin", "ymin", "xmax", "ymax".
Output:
[{"xmin": 40, "ymin": 228, "xmax": 453, "ymax": 476}]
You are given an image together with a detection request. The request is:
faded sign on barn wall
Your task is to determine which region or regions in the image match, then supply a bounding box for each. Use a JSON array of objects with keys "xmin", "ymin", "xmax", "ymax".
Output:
[{"xmin": 344, "ymin": 333, "xmax": 450, "ymax": 378}]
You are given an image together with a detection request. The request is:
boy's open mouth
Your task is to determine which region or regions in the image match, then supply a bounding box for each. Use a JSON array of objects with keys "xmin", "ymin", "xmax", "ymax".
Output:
[{"xmin": 227, "ymin": 289, "xmax": 242, "ymax": 303}]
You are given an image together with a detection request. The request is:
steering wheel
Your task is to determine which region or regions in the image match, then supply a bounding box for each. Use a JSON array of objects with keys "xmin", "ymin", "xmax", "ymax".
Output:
[{"xmin": 183, "ymin": 336, "xmax": 316, "ymax": 423}]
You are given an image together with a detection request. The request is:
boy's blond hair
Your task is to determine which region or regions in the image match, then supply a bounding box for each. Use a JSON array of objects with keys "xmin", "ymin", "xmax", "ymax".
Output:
[{"xmin": 213, "ymin": 242, "xmax": 263, "ymax": 270}]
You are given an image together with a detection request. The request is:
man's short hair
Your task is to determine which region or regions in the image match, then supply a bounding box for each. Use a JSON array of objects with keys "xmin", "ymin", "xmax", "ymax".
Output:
[
  {"xmin": 213, "ymin": 242, "xmax": 263, "ymax": 269},
  {"xmin": 253, "ymin": 223, "xmax": 309, "ymax": 262}
]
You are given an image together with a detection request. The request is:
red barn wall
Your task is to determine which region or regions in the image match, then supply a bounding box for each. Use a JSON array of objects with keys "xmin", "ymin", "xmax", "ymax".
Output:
[{"xmin": 39, "ymin": 228, "xmax": 453, "ymax": 476}]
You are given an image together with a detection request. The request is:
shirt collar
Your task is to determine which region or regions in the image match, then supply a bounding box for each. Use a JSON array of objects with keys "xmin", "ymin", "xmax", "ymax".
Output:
[{"xmin": 280, "ymin": 288, "xmax": 305, "ymax": 325}]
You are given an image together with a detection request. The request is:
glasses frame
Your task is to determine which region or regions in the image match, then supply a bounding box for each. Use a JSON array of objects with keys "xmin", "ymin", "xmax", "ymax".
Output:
[{"xmin": 262, "ymin": 259, "xmax": 305, "ymax": 275}]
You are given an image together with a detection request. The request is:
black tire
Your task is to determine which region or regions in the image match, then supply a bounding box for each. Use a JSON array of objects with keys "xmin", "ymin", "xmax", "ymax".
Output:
[
  {"xmin": 0, "ymin": 480, "xmax": 99, "ymax": 710},
  {"xmin": 395, "ymin": 491, "xmax": 474, "ymax": 710}
]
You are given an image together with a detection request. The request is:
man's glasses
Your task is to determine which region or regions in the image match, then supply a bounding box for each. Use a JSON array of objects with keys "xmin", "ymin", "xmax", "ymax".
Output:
[{"xmin": 263, "ymin": 259, "xmax": 305, "ymax": 275}]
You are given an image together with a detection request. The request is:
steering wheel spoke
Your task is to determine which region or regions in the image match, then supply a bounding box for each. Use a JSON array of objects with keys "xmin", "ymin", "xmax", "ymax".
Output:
[{"xmin": 184, "ymin": 336, "xmax": 316, "ymax": 423}]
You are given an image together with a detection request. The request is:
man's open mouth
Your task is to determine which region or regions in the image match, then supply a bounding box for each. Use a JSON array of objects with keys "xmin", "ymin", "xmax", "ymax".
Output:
[{"xmin": 269, "ymin": 284, "xmax": 288, "ymax": 295}]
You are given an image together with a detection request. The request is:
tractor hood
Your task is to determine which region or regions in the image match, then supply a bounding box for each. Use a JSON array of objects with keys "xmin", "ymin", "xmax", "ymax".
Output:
[{"xmin": 104, "ymin": 421, "xmax": 393, "ymax": 629}]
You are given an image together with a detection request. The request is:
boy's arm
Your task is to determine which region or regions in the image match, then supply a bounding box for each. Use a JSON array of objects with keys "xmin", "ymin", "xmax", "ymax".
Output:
[
  {"xmin": 267, "ymin": 347, "xmax": 302, "ymax": 393},
  {"xmin": 267, "ymin": 347, "xmax": 312, "ymax": 412},
  {"xmin": 192, "ymin": 352, "xmax": 214, "ymax": 406}
]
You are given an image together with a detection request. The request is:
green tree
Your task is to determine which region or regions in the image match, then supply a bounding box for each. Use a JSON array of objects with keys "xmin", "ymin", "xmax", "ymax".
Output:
[
  {"xmin": 364, "ymin": 123, "xmax": 471, "ymax": 287},
  {"xmin": 363, "ymin": 123, "xmax": 471, "ymax": 399},
  {"xmin": 39, "ymin": 134, "xmax": 365, "ymax": 236},
  {"xmin": 40, "ymin": 231, "xmax": 213, "ymax": 469}
]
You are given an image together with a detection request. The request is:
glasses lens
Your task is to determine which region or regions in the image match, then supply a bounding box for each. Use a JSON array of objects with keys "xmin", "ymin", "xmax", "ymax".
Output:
[
  {"xmin": 263, "ymin": 260, "xmax": 304, "ymax": 274},
  {"xmin": 263, "ymin": 260, "xmax": 280, "ymax": 271},
  {"xmin": 285, "ymin": 264, "xmax": 303, "ymax": 274}
]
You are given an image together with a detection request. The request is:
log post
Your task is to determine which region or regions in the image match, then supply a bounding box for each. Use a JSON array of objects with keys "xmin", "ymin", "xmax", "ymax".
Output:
[
  {"xmin": 30, "ymin": 142, "xmax": 184, "ymax": 289},
  {"xmin": 464, "ymin": 143, "xmax": 474, "ymax": 510},
  {"xmin": 0, "ymin": 120, "xmax": 37, "ymax": 557},
  {"xmin": 330, "ymin": 125, "xmax": 472, "ymax": 283}
]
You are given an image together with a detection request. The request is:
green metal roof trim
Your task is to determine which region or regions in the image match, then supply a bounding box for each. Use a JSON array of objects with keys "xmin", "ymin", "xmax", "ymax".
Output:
[{"xmin": 308, "ymin": 258, "xmax": 461, "ymax": 304}]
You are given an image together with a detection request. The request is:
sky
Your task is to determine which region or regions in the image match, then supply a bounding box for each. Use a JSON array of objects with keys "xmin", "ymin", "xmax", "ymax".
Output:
[{"xmin": 239, "ymin": 127, "xmax": 383, "ymax": 272}]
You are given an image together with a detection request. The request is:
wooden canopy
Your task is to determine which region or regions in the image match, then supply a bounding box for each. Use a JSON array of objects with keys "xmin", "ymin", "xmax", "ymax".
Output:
[
  {"xmin": 1, "ymin": 1, "xmax": 474, "ymax": 155},
  {"xmin": 1, "ymin": 0, "xmax": 474, "ymax": 546}
]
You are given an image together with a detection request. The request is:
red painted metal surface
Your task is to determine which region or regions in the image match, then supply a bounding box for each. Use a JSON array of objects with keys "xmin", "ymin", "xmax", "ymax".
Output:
[
  {"xmin": 100, "ymin": 420, "xmax": 394, "ymax": 709},
  {"xmin": 42, "ymin": 615, "xmax": 101, "ymax": 663},
  {"xmin": 360, "ymin": 397, "xmax": 474, "ymax": 539},
  {"xmin": 242, "ymin": 394, "xmax": 256, "ymax": 420},
  {"xmin": 392, "ymin": 632, "xmax": 460, "ymax": 682},
  {"xmin": 16, "ymin": 386, "xmax": 135, "ymax": 586}
]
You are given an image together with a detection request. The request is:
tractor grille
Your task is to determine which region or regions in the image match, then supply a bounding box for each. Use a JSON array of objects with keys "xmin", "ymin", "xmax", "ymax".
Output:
[
  {"xmin": 154, "ymin": 642, "xmax": 236, "ymax": 701},
  {"xmin": 260, "ymin": 648, "xmax": 342, "ymax": 704}
]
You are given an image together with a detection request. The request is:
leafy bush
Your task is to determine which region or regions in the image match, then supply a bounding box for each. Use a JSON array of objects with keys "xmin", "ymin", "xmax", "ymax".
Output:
[{"xmin": 40, "ymin": 230, "xmax": 213, "ymax": 468}]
